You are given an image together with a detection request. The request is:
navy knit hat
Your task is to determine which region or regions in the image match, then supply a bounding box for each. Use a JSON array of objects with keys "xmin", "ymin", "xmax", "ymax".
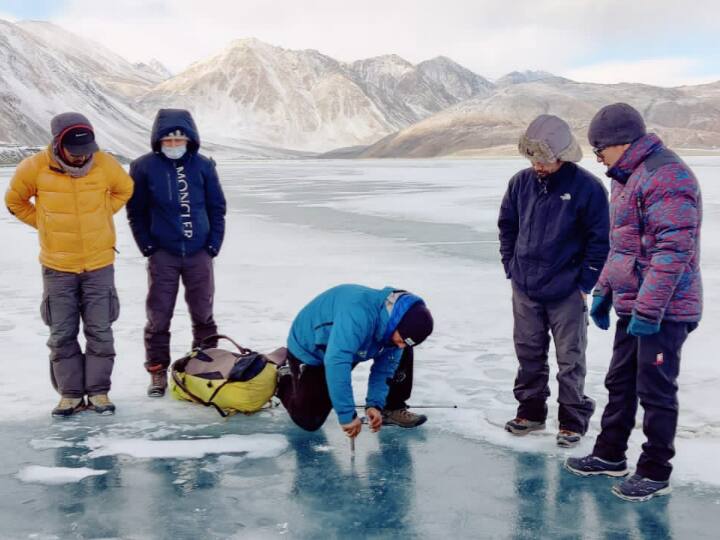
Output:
[
  {"xmin": 396, "ymin": 302, "xmax": 434, "ymax": 347},
  {"xmin": 588, "ymin": 103, "xmax": 646, "ymax": 149}
]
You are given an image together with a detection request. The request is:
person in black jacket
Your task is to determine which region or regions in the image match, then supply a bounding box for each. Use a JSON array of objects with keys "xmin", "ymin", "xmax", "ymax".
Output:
[
  {"xmin": 498, "ymin": 114, "xmax": 609, "ymax": 447},
  {"xmin": 127, "ymin": 109, "xmax": 226, "ymax": 397}
]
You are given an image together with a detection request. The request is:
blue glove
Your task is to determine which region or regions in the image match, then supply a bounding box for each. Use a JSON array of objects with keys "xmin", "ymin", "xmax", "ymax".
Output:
[
  {"xmin": 590, "ymin": 294, "xmax": 612, "ymax": 330},
  {"xmin": 627, "ymin": 313, "xmax": 660, "ymax": 336}
]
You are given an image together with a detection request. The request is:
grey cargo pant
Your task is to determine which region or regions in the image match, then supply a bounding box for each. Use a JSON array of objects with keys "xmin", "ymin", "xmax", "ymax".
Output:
[
  {"xmin": 40, "ymin": 265, "xmax": 119, "ymax": 398},
  {"xmin": 511, "ymin": 283, "xmax": 595, "ymax": 434},
  {"xmin": 144, "ymin": 249, "xmax": 217, "ymax": 370}
]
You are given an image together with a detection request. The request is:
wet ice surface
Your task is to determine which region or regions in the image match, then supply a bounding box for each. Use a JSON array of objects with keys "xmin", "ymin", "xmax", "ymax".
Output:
[
  {"xmin": 1, "ymin": 158, "xmax": 720, "ymax": 538},
  {"xmin": 3, "ymin": 412, "xmax": 720, "ymax": 539}
]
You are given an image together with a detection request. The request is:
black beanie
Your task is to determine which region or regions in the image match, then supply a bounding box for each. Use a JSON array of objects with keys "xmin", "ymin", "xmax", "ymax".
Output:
[
  {"xmin": 396, "ymin": 302, "xmax": 434, "ymax": 347},
  {"xmin": 588, "ymin": 103, "xmax": 646, "ymax": 149}
]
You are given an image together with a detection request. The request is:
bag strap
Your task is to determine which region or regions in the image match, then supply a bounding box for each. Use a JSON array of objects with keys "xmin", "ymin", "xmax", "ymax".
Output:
[
  {"xmin": 170, "ymin": 360, "xmax": 229, "ymax": 418},
  {"xmin": 198, "ymin": 334, "xmax": 252, "ymax": 355}
]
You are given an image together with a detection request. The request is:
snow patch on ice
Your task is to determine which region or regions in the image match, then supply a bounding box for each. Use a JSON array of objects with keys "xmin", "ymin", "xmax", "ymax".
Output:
[
  {"xmin": 86, "ymin": 434, "xmax": 288, "ymax": 460},
  {"xmin": 313, "ymin": 445, "xmax": 333, "ymax": 453},
  {"xmin": 29, "ymin": 439, "xmax": 75, "ymax": 450},
  {"xmin": 16, "ymin": 466, "xmax": 107, "ymax": 485}
]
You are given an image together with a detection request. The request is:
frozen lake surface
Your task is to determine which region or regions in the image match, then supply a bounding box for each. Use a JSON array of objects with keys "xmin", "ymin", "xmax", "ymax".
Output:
[{"xmin": 1, "ymin": 158, "xmax": 719, "ymax": 538}]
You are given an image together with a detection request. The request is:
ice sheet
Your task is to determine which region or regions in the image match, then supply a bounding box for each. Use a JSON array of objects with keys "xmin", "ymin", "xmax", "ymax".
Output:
[{"xmin": 1, "ymin": 157, "xmax": 718, "ymax": 490}]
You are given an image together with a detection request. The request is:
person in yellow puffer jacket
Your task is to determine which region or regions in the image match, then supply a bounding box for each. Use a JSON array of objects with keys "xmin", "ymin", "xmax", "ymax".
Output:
[{"xmin": 4, "ymin": 112, "xmax": 133, "ymax": 418}]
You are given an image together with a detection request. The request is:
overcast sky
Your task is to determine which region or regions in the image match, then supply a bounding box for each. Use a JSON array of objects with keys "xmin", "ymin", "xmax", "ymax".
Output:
[{"xmin": 1, "ymin": 0, "xmax": 719, "ymax": 86}]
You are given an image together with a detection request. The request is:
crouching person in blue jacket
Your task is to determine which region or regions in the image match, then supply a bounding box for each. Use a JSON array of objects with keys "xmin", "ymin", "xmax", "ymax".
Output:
[
  {"xmin": 127, "ymin": 109, "xmax": 226, "ymax": 398},
  {"xmin": 278, "ymin": 284, "xmax": 434, "ymax": 437}
]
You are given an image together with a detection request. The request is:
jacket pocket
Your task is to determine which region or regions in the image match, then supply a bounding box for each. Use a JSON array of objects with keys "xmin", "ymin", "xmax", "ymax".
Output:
[
  {"xmin": 109, "ymin": 287, "xmax": 120, "ymax": 323},
  {"xmin": 40, "ymin": 293, "xmax": 52, "ymax": 326},
  {"xmin": 606, "ymin": 254, "xmax": 640, "ymax": 294}
]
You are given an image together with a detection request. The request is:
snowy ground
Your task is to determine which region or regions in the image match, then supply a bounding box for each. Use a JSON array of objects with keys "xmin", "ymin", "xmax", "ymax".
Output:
[{"xmin": 0, "ymin": 158, "xmax": 719, "ymax": 537}]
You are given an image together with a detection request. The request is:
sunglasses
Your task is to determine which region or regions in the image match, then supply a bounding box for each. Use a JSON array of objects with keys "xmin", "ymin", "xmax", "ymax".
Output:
[{"xmin": 592, "ymin": 147, "xmax": 606, "ymax": 158}]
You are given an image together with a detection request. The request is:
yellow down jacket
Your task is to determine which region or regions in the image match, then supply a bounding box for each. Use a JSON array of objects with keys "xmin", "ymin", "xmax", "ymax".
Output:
[{"xmin": 4, "ymin": 147, "xmax": 134, "ymax": 273}]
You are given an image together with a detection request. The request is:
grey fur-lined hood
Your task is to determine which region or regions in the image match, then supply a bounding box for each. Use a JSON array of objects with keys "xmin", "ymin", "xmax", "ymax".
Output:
[{"xmin": 518, "ymin": 114, "xmax": 582, "ymax": 163}]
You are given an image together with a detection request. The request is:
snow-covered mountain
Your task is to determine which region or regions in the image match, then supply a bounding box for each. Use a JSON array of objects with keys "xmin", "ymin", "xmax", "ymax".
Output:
[
  {"xmin": 16, "ymin": 20, "xmax": 166, "ymax": 98},
  {"xmin": 137, "ymin": 40, "xmax": 493, "ymax": 151},
  {"xmin": 133, "ymin": 59, "xmax": 173, "ymax": 82},
  {"xmin": 2, "ymin": 18, "xmax": 719, "ymax": 160},
  {"xmin": 495, "ymin": 70, "xmax": 566, "ymax": 86},
  {"xmin": 349, "ymin": 55, "xmax": 494, "ymax": 128},
  {"xmin": 0, "ymin": 21, "xmax": 306, "ymax": 159},
  {"xmin": 138, "ymin": 38, "xmax": 392, "ymax": 152},
  {"xmin": 0, "ymin": 19, "xmax": 151, "ymax": 157},
  {"xmin": 356, "ymin": 77, "xmax": 720, "ymax": 158}
]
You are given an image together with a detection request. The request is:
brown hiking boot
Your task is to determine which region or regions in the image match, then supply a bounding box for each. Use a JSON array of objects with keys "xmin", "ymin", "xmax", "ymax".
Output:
[
  {"xmin": 504, "ymin": 417, "xmax": 546, "ymax": 435},
  {"xmin": 88, "ymin": 394, "xmax": 116, "ymax": 415},
  {"xmin": 147, "ymin": 365, "xmax": 168, "ymax": 398},
  {"xmin": 382, "ymin": 407, "xmax": 427, "ymax": 428},
  {"xmin": 556, "ymin": 429, "xmax": 582, "ymax": 448},
  {"xmin": 51, "ymin": 396, "xmax": 85, "ymax": 417}
]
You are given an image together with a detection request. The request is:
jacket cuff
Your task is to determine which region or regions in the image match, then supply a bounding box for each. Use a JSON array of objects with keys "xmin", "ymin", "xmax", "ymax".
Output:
[
  {"xmin": 336, "ymin": 410, "xmax": 357, "ymax": 425},
  {"xmin": 501, "ymin": 261, "xmax": 511, "ymax": 279},
  {"xmin": 632, "ymin": 310, "xmax": 660, "ymax": 325}
]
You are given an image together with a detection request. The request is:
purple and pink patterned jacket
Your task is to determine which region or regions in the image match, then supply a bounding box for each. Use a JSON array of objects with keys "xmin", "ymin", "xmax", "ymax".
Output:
[{"xmin": 594, "ymin": 133, "xmax": 702, "ymax": 324}]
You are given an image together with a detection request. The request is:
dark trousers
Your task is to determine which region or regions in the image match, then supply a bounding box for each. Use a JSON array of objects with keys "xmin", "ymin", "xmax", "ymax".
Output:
[
  {"xmin": 144, "ymin": 249, "xmax": 217, "ymax": 369},
  {"xmin": 277, "ymin": 348, "xmax": 414, "ymax": 431},
  {"xmin": 593, "ymin": 318, "xmax": 691, "ymax": 481},
  {"xmin": 40, "ymin": 265, "xmax": 119, "ymax": 397},
  {"xmin": 511, "ymin": 284, "xmax": 595, "ymax": 434}
]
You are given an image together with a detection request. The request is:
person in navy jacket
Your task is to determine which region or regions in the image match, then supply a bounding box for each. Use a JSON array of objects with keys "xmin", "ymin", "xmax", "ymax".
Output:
[
  {"xmin": 498, "ymin": 114, "xmax": 609, "ymax": 448},
  {"xmin": 127, "ymin": 109, "xmax": 226, "ymax": 397},
  {"xmin": 278, "ymin": 284, "xmax": 434, "ymax": 437}
]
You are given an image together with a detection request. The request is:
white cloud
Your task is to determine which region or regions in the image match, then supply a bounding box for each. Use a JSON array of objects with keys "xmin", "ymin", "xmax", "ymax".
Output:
[
  {"xmin": 0, "ymin": 12, "xmax": 19, "ymax": 22},
  {"xmin": 564, "ymin": 58, "xmax": 720, "ymax": 88},
  {"xmin": 43, "ymin": 0, "xmax": 720, "ymax": 84}
]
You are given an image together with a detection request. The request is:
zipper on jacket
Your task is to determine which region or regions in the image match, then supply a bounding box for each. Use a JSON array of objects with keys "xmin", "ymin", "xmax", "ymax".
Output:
[
  {"xmin": 524, "ymin": 180, "xmax": 546, "ymax": 292},
  {"xmin": 636, "ymin": 193, "xmax": 645, "ymax": 258},
  {"xmin": 71, "ymin": 176, "xmax": 85, "ymax": 271}
]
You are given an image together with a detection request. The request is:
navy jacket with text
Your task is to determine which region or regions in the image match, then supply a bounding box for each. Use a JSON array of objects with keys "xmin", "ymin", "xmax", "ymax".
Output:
[
  {"xmin": 127, "ymin": 109, "xmax": 226, "ymax": 257},
  {"xmin": 498, "ymin": 162, "xmax": 610, "ymax": 301}
]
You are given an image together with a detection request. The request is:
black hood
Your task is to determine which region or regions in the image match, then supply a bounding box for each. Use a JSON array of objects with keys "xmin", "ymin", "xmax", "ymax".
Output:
[{"xmin": 150, "ymin": 109, "xmax": 200, "ymax": 153}]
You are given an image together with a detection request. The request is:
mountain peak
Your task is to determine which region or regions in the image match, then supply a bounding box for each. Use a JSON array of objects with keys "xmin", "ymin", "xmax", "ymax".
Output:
[
  {"xmin": 226, "ymin": 37, "xmax": 277, "ymax": 52},
  {"xmin": 496, "ymin": 70, "xmax": 559, "ymax": 85}
]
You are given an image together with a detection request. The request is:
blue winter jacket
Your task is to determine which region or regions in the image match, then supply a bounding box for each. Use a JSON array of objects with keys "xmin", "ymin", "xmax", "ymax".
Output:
[
  {"xmin": 287, "ymin": 284, "xmax": 425, "ymax": 425},
  {"xmin": 127, "ymin": 109, "xmax": 226, "ymax": 257},
  {"xmin": 498, "ymin": 162, "xmax": 610, "ymax": 301}
]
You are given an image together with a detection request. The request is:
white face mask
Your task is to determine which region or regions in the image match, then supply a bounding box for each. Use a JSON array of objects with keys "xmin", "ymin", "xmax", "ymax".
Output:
[{"xmin": 161, "ymin": 144, "xmax": 187, "ymax": 160}]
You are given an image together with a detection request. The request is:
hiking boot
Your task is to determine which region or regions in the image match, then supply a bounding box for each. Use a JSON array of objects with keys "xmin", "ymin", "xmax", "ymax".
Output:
[
  {"xmin": 612, "ymin": 474, "xmax": 671, "ymax": 502},
  {"xmin": 382, "ymin": 407, "xmax": 427, "ymax": 428},
  {"xmin": 564, "ymin": 454, "xmax": 629, "ymax": 477},
  {"xmin": 504, "ymin": 417, "xmax": 545, "ymax": 435},
  {"xmin": 88, "ymin": 394, "xmax": 116, "ymax": 415},
  {"xmin": 556, "ymin": 429, "xmax": 582, "ymax": 448},
  {"xmin": 147, "ymin": 366, "xmax": 168, "ymax": 398},
  {"xmin": 52, "ymin": 396, "xmax": 85, "ymax": 417}
]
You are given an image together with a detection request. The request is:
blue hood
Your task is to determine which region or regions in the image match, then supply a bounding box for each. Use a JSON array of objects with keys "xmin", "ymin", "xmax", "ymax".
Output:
[
  {"xmin": 150, "ymin": 109, "xmax": 200, "ymax": 153},
  {"xmin": 380, "ymin": 292, "xmax": 424, "ymax": 343}
]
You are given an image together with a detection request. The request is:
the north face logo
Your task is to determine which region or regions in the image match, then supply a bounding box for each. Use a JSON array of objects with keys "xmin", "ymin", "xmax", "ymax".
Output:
[{"xmin": 560, "ymin": 193, "xmax": 572, "ymax": 201}]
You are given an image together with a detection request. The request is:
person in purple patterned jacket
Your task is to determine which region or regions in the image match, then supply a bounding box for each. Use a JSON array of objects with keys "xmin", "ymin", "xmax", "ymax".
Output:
[{"xmin": 565, "ymin": 103, "xmax": 703, "ymax": 502}]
